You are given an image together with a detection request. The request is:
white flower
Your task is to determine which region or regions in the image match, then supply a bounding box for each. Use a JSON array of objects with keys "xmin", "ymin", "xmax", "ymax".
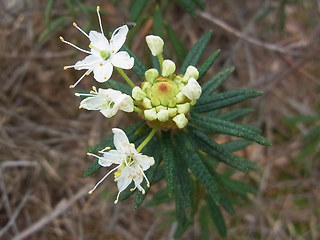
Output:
[
  {"xmin": 161, "ymin": 59, "xmax": 176, "ymax": 77},
  {"xmin": 88, "ymin": 128, "xmax": 155, "ymax": 203},
  {"xmin": 75, "ymin": 87, "xmax": 134, "ymax": 118},
  {"xmin": 146, "ymin": 35, "xmax": 164, "ymax": 56},
  {"xmin": 181, "ymin": 78, "xmax": 202, "ymax": 100},
  {"xmin": 61, "ymin": 6, "xmax": 134, "ymax": 88}
]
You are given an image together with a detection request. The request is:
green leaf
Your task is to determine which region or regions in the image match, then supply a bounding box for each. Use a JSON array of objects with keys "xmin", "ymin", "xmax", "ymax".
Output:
[
  {"xmin": 121, "ymin": 45, "xmax": 147, "ymax": 79},
  {"xmin": 152, "ymin": 55, "xmax": 161, "ymax": 73},
  {"xmin": 194, "ymin": 89, "xmax": 263, "ymax": 113},
  {"xmin": 160, "ymin": 131, "xmax": 176, "ymax": 197},
  {"xmin": 39, "ymin": 17, "xmax": 71, "ymax": 42},
  {"xmin": 190, "ymin": 113, "xmax": 271, "ymax": 146},
  {"xmin": 220, "ymin": 176, "xmax": 256, "ymax": 199},
  {"xmin": 105, "ymin": 79, "xmax": 132, "ymax": 96},
  {"xmin": 304, "ymin": 125, "xmax": 320, "ymax": 141},
  {"xmin": 147, "ymin": 188, "xmax": 172, "ymax": 206},
  {"xmin": 198, "ymin": 50, "xmax": 221, "ymax": 81},
  {"xmin": 206, "ymin": 195, "xmax": 227, "ymax": 237},
  {"xmin": 176, "ymin": 132, "xmax": 222, "ymax": 204},
  {"xmin": 44, "ymin": 0, "xmax": 55, "ymax": 26},
  {"xmin": 222, "ymin": 140, "xmax": 253, "ymax": 152},
  {"xmin": 190, "ymin": 129, "xmax": 251, "ymax": 172},
  {"xmin": 153, "ymin": 7, "xmax": 163, "ymax": 37},
  {"xmin": 218, "ymin": 108, "xmax": 254, "ymax": 122},
  {"xmin": 199, "ymin": 206, "xmax": 210, "ymax": 240},
  {"xmin": 165, "ymin": 23, "xmax": 187, "ymax": 65},
  {"xmin": 173, "ymin": 0, "xmax": 196, "ymax": 16},
  {"xmin": 180, "ymin": 31, "xmax": 213, "ymax": 74},
  {"xmin": 130, "ymin": 0, "xmax": 149, "ymax": 22},
  {"xmin": 201, "ymin": 67, "xmax": 234, "ymax": 96},
  {"xmin": 285, "ymin": 114, "xmax": 320, "ymax": 124}
]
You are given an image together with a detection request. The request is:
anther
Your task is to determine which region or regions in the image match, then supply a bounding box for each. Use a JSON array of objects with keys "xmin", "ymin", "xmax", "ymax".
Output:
[
  {"xmin": 114, "ymin": 199, "xmax": 118, "ymax": 204},
  {"xmin": 69, "ymin": 85, "xmax": 74, "ymax": 89},
  {"xmin": 147, "ymin": 183, "xmax": 150, "ymax": 188},
  {"xmin": 99, "ymin": 63, "xmax": 103, "ymax": 66},
  {"xmin": 73, "ymin": 22, "xmax": 77, "ymax": 27},
  {"xmin": 88, "ymin": 189, "xmax": 94, "ymax": 194},
  {"xmin": 97, "ymin": 6, "xmax": 100, "ymax": 12},
  {"xmin": 63, "ymin": 66, "xmax": 68, "ymax": 70},
  {"xmin": 59, "ymin": 36, "xmax": 64, "ymax": 41}
]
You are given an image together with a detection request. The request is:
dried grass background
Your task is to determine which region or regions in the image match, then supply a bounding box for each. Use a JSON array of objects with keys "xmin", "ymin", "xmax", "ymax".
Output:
[{"xmin": 0, "ymin": 0, "xmax": 319, "ymax": 239}]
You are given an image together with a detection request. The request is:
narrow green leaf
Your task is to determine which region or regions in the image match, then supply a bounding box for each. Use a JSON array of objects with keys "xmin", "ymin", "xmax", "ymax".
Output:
[
  {"xmin": 160, "ymin": 131, "xmax": 176, "ymax": 197},
  {"xmin": 296, "ymin": 136, "xmax": 320, "ymax": 161},
  {"xmin": 173, "ymin": 149, "xmax": 193, "ymax": 238},
  {"xmin": 180, "ymin": 31, "xmax": 213, "ymax": 74},
  {"xmin": 193, "ymin": 89, "xmax": 262, "ymax": 113},
  {"xmin": 304, "ymin": 126, "xmax": 320, "ymax": 141},
  {"xmin": 165, "ymin": 24, "xmax": 187, "ymax": 65},
  {"xmin": 220, "ymin": 177, "xmax": 256, "ymax": 199},
  {"xmin": 152, "ymin": 55, "xmax": 161, "ymax": 73},
  {"xmin": 206, "ymin": 195, "xmax": 227, "ymax": 237},
  {"xmin": 176, "ymin": 132, "xmax": 222, "ymax": 204},
  {"xmin": 201, "ymin": 67, "xmax": 234, "ymax": 96},
  {"xmin": 173, "ymin": 0, "xmax": 196, "ymax": 16},
  {"xmin": 105, "ymin": 79, "xmax": 132, "ymax": 96},
  {"xmin": 121, "ymin": 45, "xmax": 147, "ymax": 79},
  {"xmin": 284, "ymin": 115, "xmax": 320, "ymax": 124},
  {"xmin": 45, "ymin": 0, "xmax": 55, "ymax": 26},
  {"xmin": 190, "ymin": 129, "xmax": 250, "ymax": 172},
  {"xmin": 199, "ymin": 206, "xmax": 210, "ymax": 240},
  {"xmin": 222, "ymin": 140, "xmax": 253, "ymax": 152},
  {"xmin": 153, "ymin": 7, "xmax": 163, "ymax": 37},
  {"xmin": 39, "ymin": 17, "xmax": 71, "ymax": 42},
  {"xmin": 198, "ymin": 50, "xmax": 221, "ymax": 81},
  {"xmin": 152, "ymin": 165, "xmax": 165, "ymax": 184},
  {"xmin": 147, "ymin": 188, "xmax": 172, "ymax": 206},
  {"xmin": 218, "ymin": 108, "xmax": 254, "ymax": 121},
  {"xmin": 130, "ymin": 0, "xmax": 149, "ymax": 22},
  {"xmin": 190, "ymin": 113, "xmax": 271, "ymax": 146}
]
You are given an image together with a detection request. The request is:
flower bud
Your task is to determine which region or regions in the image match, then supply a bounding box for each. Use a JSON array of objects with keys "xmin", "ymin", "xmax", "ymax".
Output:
[
  {"xmin": 144, "ymin": 108, "xmax": 157, "ymax": 121},
  {"xmin": 145, "ymin": 68, "xmax": 159, "ymax": 83},
  {"xmin": 162, "ymin": 59, "xmax": 176, "ymax": 77},
  {"xmin": 168, "ymin": 107, "xmax": 178, "ymax": 117},
  {"xmin": 183, "ymin": 66, "xmax": 199, "ymax": 82},
  {"xmin": 181, "ymin": 78, "xmax": 202, "ymax": 100},
  {"xmin": 157, "ymin": 109, "xmax": 170, "ymax": 122},
  {"xmin": 172, "ymin": 113, "xmax": 188, "ymax": 129},
  {"xmin": 142, "ymin": 98, "xmax": 152, "ymax": 109},
  {"xmin": 176, "ymin": 103, "xmax": 190, "ymax": 114},
  {"xmin": 146, "ymin": 35, "xmax": 164, "ymax": 56},
  {"xmin": 132, "ymin": 86, "xmax": 146, "ymax": 101},
  {"xmin": 175, "ymin": 92, "xmax": 186, "ymax": 103}
]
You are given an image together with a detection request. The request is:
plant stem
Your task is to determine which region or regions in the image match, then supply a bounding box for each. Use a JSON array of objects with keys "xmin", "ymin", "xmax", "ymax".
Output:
[
  {"xmin": 136, "ymin": 125, "xmax": 158, "ymax": 153},
  {"xmin": 134, "ymin": 106, "xmax": 143, "ymax": 113},
  {"xmin": 115, "ymin": 67, "xmax": 135, "ymax": 88},
  {"xmin": 157, "ymin": 54, "xmax": 164, "ymax": 73}
]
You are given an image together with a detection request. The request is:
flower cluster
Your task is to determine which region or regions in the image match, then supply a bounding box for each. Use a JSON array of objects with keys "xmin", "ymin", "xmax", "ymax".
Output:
[{"xmin": 60, "ymin": 6, "xmax": 203, "ymax": 202}]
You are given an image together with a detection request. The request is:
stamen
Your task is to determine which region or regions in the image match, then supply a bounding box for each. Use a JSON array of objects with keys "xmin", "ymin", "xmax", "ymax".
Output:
[
  {"xmin": 88, "ymin": 165, "xmax": 120, "ymax": 195},
  {"xmin": 137, "ymin": 165, "xmax": 150, "ymax": 187},
  {"xmin": 96, "ymin": 6, "xmax": 104, "ymax": 35},
  {"xmin": 69, "ymin": 69, "xmax": 92, "ymax": 88},
  {"xmin": 60, "ymin": 36, "xmax": 92, "ymax": 55},
  {"xmin": 73, "ymin": 22, "xmax": 90, "ymax": 38},
  {"xmin": 98, "ymin": 146, "xmax": 111, "ymax": 153},
  {"xmin": 114, "ymin": 191, "xmax": 122, "ymax": 204}
]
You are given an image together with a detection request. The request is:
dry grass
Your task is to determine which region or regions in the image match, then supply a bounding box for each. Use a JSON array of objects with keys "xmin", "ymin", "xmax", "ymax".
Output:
[{"xmin": 0, "ymin": 0, "xmax": 319, "ymax": 239}]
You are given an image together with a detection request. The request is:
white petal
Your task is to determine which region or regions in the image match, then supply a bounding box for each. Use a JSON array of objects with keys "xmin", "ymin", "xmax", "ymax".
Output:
[
  {"xmin": 93, "ymin": 60, "xmax": 113, "ymax": 82},
  {"xmin": 136, "ymin": 154, "xmax": 155, "ymax": 170},
  {"xmin": 89, "ymin": 30, "xmax": 110, "ymax": 52},
  {"xmin": 110, "ymin": 25, "xmax": 129, "ymax": 53},
  {"xmin": 115, "ymin": 94, "xmax": 134, "ymax": 113},
  {"xmin": 74, "ymin": 55, "xmax": 100, "ymax": 70},
  {"xmin": 117, "ymin": 167, "xmax": 132, "ymax": 192},
  {"xmin": 104, "ymin": 88, "xmax": 122, "ymax": 100},
  {"xmin": 100, "ymin": 107, "xmax": 118, "ymax": 118},
  {"xmin": 110, "ymin": 51, "xmax": 134, "ymax": 69},
  {"xmin": 133, "ymin": 175, "xmax": 144, "ymax": 192},
  {"xmin": 181, "ymin": 78, "xmax": 202, "ymax": 100},
  {"xmin": 79, "ymin": 95, "xmax": 105, "ymax": 110},
  {"xmin": 112, "ymin": 128, "xmax": 131, "ymax": 153},
  {"xmin": 100, "ymin": 150, "xmax": 125, "ymax": 166}
]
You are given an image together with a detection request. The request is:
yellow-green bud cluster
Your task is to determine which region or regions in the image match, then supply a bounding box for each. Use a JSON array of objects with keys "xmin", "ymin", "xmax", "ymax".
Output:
[{"xmin": 132, "ymin": 61, "xmax": 202, "ymax": 130}]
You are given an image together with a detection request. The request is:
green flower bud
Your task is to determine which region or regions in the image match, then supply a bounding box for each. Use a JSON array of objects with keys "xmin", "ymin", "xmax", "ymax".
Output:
[
  {"xmin": 142, "ymin": 98, "xmax": 152, "ymax": 109},
  {"xmin": 157, "ymin": 109, "xmax": 170, "ymax": 122},
  {"xmin": 155, "ymin": 106, "xmax": 167, "ymax": 112},
  {"xmin": 151, "ymin": 98, "xmax": 161, "ymax": 106},
  {"xmin": 146, "ymin": 35, "xmax": 164, "ymax": 56},
  {"xmin": 181, "ymin": 78, "xmax": 202, "ymax": 100},
  {"xmin": 145, "ymin": 68, "xmax": 159, "ymax": 83},
  {"xmin": 176, "ymin": 103, "xmax": 190, "ymax": 114},
  {"xmin": 132, "ymin": 86, "xmax": 146, "ymax": 101},
  {"xmin": 168, "ymin": 107, "xmax": 177, "ymax": 117},
  {"xmin": 173, "ymin": 75, "xmax": 184, "ymax": 85},
  {"xmin": 184, "ymin": 66, "xmax": 199, "ymax": 82},
  {"xmin": 172, "ymin": 113, "xmax": 188, "ymax": 129},
  {"xmin": 162, "ymin": 60, "xmax": 176, "ymax": 77},
  {"xmin": 176, "ymin": 92, "xmax": 186, "ymax": 103},
  {"xmin": 144, "ymin": 108, "xmax": 157, "ymax": 121}
]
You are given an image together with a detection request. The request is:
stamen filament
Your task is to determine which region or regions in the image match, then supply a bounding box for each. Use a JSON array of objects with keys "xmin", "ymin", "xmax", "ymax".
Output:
[
  {"xmin": 133, "ymin": 106, "xmax": 143, "ymax": 114},
  {"xmin": 96, "ymin": 6, "xmax": 104, "ymax": 36},
  {"xmin": 88, "ymin": 165, "xmax": 120, "ymax": 194},
  {"xmin": 115, "ymin": 67, "xmax": 135, "ymax": 88},
  {"xmin": 60, "ymin": 36, "xmax": 92, "ymax": 55},
  {"xmin": 157, "ymin": 54, "xmax": 164, "ymax": 74},
  {"xmin": 137, "ymin": 165, "xmax": 150, "ymax": 187},
  {"xmin": 70, "ymin": 69, "xmax": 92, "ymax": 88},
  {"xmin": 73, "ymin": 22, "xmax": 89, "ymax": 38}
]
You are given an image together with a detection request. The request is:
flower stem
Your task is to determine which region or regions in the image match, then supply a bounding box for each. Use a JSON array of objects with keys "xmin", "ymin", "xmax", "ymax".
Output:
[
  {"xmin": 157, "ymin": 54, "xmax": 163, "ymax": 73},
  {"xmin": 136, "ymin": 125, "xmax": 158, "ymax": 153},
  {"xmin": 115, "ymin": 67, "xmax": 135, "ymax": 88},
  {"xmin": 134, "ymin": 106, "xmax": 143, "ymax": 113}
]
